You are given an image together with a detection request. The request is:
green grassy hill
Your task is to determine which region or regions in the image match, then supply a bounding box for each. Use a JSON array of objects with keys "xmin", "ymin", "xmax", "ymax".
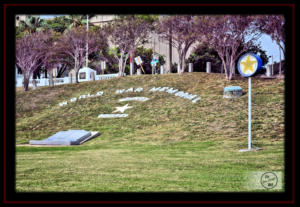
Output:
[{"xmin": 16, "ymin": 72, "xmax": 284, "ymax": 192}]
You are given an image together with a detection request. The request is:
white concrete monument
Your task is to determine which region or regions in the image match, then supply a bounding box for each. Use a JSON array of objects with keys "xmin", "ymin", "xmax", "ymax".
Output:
[{"xmin": 78, "ymin": 67, "xmax": 97, "ymax": 82}]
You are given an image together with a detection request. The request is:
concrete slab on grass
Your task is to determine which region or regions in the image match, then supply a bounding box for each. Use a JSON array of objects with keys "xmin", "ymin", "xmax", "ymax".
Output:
[{"xmin": 29, "ymin": 130, "xmax": 100, "ymax": 146}]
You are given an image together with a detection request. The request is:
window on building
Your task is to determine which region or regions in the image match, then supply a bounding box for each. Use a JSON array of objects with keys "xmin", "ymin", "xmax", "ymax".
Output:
[{"xmin": 79, "ymin": 72, "xmax": 86, "ymax": 79}]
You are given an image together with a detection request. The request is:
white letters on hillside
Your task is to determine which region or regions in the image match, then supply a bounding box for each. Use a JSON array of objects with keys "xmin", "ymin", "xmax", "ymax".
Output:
[
  {"xmin": 70, "ymin": 97, "xmax": 77, "ymax": 102},
  {"xmin": 149, "ymin": 87, "xmax": 200, "ymax": 103},
  {"xmin": 58, "ymin": 85, "xmax": 201, "ymax": 108},
  {"xmin": 192, "ymin": 97, "xmax": 201, "ymax": 103},
  {"xmin": 167, "ymin": 88, "xmax": 178, "ymax": 94},
  {"xmin": 87, "ymin": 93, "xmax": 94, "ymax": 98},
  {"xmin": 59, "ymin": 101, "xmax": 68, "ymax": 107},
  {"xmin": 115, "ymin": 87, "xmax": 143, "ymax": 94},
  {"xmin": 79, "ymin": 95, "xmax": 86, "ymax": 99},
  {"xmin": 96, "ymin": 91, "xmax": 104, "ymax": 96},
  {"xmin": 58, "ymin": 91, "xmax": 104, "ymax": 107}
]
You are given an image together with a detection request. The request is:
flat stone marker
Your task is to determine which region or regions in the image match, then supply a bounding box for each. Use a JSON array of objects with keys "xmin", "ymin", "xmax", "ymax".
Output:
[
  {"xmin": 224, "ymin": 86, "xmax": 243, "ymax": 98},
  {"xmin": 119, "ymin": 97, "xmax": 149, "ymax": 102},
  {"xmin": 29, "ymin": 130, "xmax": 98, "ymax": 145},
  {"xmin": 98, "ymin": 114, "xmax": 128, "ymax": 118}
]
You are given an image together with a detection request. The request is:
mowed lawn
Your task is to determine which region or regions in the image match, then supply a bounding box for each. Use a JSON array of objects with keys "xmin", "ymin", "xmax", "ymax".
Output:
[{"xmin": 15, "ymin": 72, "xmax": 285, "ymax": 192}]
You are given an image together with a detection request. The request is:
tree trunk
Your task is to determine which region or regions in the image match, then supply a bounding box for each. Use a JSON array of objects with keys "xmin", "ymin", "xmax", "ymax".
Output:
[
  {"xmin": 49, "ymin": 70, "xmax": 54, "ymax": 86},
  {"xmin": 178, "ymin": 56, "xmax": 182, "ymax": 74},
  {"xmin": 122, "ymin": 53, "xmax": 129, "ymax": 76},
  {"xmin": 74, "ymin": 56, "xmax": 80, "ymax": 83},
  {"xmin": 279, "ymin": 45, "xmax": 282, "ymax": 75},
  {"xmin": 229, "ymin": 58, "xmax": 235, "ymax": 79},
  {"xmin": 119, "ymin": 51, "xmax": 124, "ymax": 76},
  {"xmin": 168, "ymin": 26, "xmax": 172, "ymax": 74},
  {"xmin": 23, "ymin": 77, "xmax": 29, "ymax": 91},
  {"xmin": 181, "ymin": 54, "xmax": 186, "ymax": 74},
  {"xmin": 58, "ymin": 65, "xmax": 67, "ymax": 78},
  {"xmin": 220, "ymin": 58, "xmax": 228, "ymax": 80},
  {"xmin": 178, "ymin": 50, "xmax": 186, "ymax": 74},
  {"xmin": 130, "ymin": 50, "xmax": 135, "ymax": 75},
  {"xmin": 222, "ymin": 60, "xmax": 232, "ymax": 80},
  {"xmin": 75, "ymin": 69, "xmax": 79, "ymax": 83},
  {"xmin": 227, "ymin": 66, "xmax": 232, "ymax": 80},
  {"xmin": 75, "ymin": 60, "xmax": 81, "ymax": 83}
]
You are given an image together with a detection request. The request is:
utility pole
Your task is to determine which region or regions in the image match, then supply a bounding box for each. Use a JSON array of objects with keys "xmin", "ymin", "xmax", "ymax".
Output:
[
  {"xmin": 272, "ymin": 55, "xmax": 274, "ymax": 76},
  {"xmin": 279, "ymin": 45, "xmax": 282, "ymax": 75},
  {"xmin": 86, "ymin": 14, "xmax": 89, "ymax": 68},
  {"xmin": 168, "ymin": 26, "xmax": 172, "ymax": 73},
  {"xmin": 130, "ymin": 50, "xmax": 134, "ymax": 76}
]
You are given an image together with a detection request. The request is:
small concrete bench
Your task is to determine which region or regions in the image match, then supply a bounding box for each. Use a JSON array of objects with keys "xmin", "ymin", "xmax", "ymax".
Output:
[{"xmin": 223, "ymin": 86, "xmax": 243, "ymax": 98}]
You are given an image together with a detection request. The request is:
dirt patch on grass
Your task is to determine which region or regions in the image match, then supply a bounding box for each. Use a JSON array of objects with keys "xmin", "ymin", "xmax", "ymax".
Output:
[{"xmin": 207, "ymin": 121, "xmax": 223, "ymax": 132}]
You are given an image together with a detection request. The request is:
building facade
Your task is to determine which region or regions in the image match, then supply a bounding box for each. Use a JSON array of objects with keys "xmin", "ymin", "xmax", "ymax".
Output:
[
  {"xmin": 16, "ymin": 15, "xmax": 197, "ymax": 74},
  {"xmin": 90, "ymin": 15, "xmax": 196, "ymax": 72}
]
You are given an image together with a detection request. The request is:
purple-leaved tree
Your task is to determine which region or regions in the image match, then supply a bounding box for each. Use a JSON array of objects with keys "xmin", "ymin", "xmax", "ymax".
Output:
[
  {"xmin": 255, "ymin": 15, "xmax": 285, "ymax": 75},
  {"xmin": 16, "ymin": 32, "xmax": 50, "ymax": 91},
  {"xmin": 157, "ymin": 15, "xmax": 200, "ymax": 74},
  {"xmin": 55, "ymin": 26, "xmax": 107, "ymax": 83},
  {"xmin": 204, "ymin": 15, "xmax": 261, "ymax": 80},
  {"xmin": 107, "ymin": 15, "xmax": 154, "ymax": 76},
  {"xmin": 41, "ymin": 31, "xmax": 69, "ymax": 86}
]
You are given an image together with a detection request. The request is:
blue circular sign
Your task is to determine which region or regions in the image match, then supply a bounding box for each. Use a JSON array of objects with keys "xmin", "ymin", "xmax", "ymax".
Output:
[{"xmin": 237, "ymin": 53, "xmax": 262, "ymax": 77}]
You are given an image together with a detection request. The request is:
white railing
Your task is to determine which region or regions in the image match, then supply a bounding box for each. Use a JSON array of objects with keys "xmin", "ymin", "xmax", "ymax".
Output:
[
  {"xmin": 16, "ymin": 73, "xmax": 120, "ymax": 88},
  {"xmin": 95, "ymin": 73, "xmax": 121, "ymax": 80}
]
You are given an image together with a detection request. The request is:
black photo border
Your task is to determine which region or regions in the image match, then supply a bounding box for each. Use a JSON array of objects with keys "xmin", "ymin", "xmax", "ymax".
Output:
[{"xmin": 1, "ymin": 1, "xmax": 296, "ymax": 205}]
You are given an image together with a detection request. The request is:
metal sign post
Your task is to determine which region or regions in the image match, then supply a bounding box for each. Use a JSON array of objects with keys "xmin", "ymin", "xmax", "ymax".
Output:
[
  {"xmin": 139, "ymin": 63, "xmax": 145, "ymax": 74},
  {"xmin": 86, "ymin": 15, "xmax": 89, "ymax": 68},
  {"xmin": 237, "ymin": 53, "xmax": 263, "ymax": 152},
  {"xmin": 248, "ymin": 77, "xmax": 251, "ymax": 150},
  {"xmin": 130, "ymin": 51, "xmax": 134, "ymax": 76},
  {"xmin": 151, "ymin": 60, "xmax": 157, "ymax": 74},
  {"xmin": 135, "ymin": 56, "xmax": 145, "ymax": 74},
  {"xmin": 151, "ymin": 55, "xmax": 159, "ymax": 74}
]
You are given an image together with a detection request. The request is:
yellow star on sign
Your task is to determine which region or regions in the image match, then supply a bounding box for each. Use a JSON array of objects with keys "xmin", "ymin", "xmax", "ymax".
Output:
[{"xmin": 240, "ymin": 55, "xmax": 257, "ymax": 74}]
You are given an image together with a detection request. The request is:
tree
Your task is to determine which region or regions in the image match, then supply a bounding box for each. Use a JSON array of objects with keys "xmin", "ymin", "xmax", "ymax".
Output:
[
  {"xmin": 168, "ymin": 24, "xmax": 173, "ymax": 74},
  {"xmin": 255, "ymin": 15, "xmax": 285, "ymax": 75},
  {"xmin": 39, "ymin": 31, "xmax": 74, "ymax": 84},
  {"xmin": 204, "ymin": 15, "xmax": 261, "ymax": 80},
  {"xmin": 107, "ymin": 15, "xmax": 154, "ymax": 76},
  {"xmin": 187, "ymin": 43, "xmax": 222, "ymax": 73},
  {"xmin": 65, "ymin": 14, "xmax": 96, "ymax": 30},
  {"xmin": 157, "ymin": 15, "xmax": 200, "ymax": 74},
  {"xmin": 16, "ymin": 32, "xmax": 50, "ymax": 91},
  {"xmin": 134, "ymin": 47, "xmax": 165, "ymax": 74},
  {"xmin": 43, "ymin": 16, "xmax": 73, "ymax": 33},
  {"xmin": 16, "ymin": 15, "xmax": 47, "ymax": 39},
  {"xmin": 55, "ymin": 26, "xmax": 107, "ymax": 83},
  {"xmin": 17, "ymin": 15, "xmax": 46, "ymax": 34}
]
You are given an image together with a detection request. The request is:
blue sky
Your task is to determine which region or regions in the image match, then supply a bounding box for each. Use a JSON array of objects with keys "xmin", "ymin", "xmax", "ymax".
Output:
[
  {"xmin": 255, "ymin": 34, "xmax": 283, "ymax": 63},
  {"xmin": 40, "ymin": 15, "xmax": 283, "ymax": 63},
  {"xmin": 40, "ymin": 15, "xmax": 62, "ymax": 19}
]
